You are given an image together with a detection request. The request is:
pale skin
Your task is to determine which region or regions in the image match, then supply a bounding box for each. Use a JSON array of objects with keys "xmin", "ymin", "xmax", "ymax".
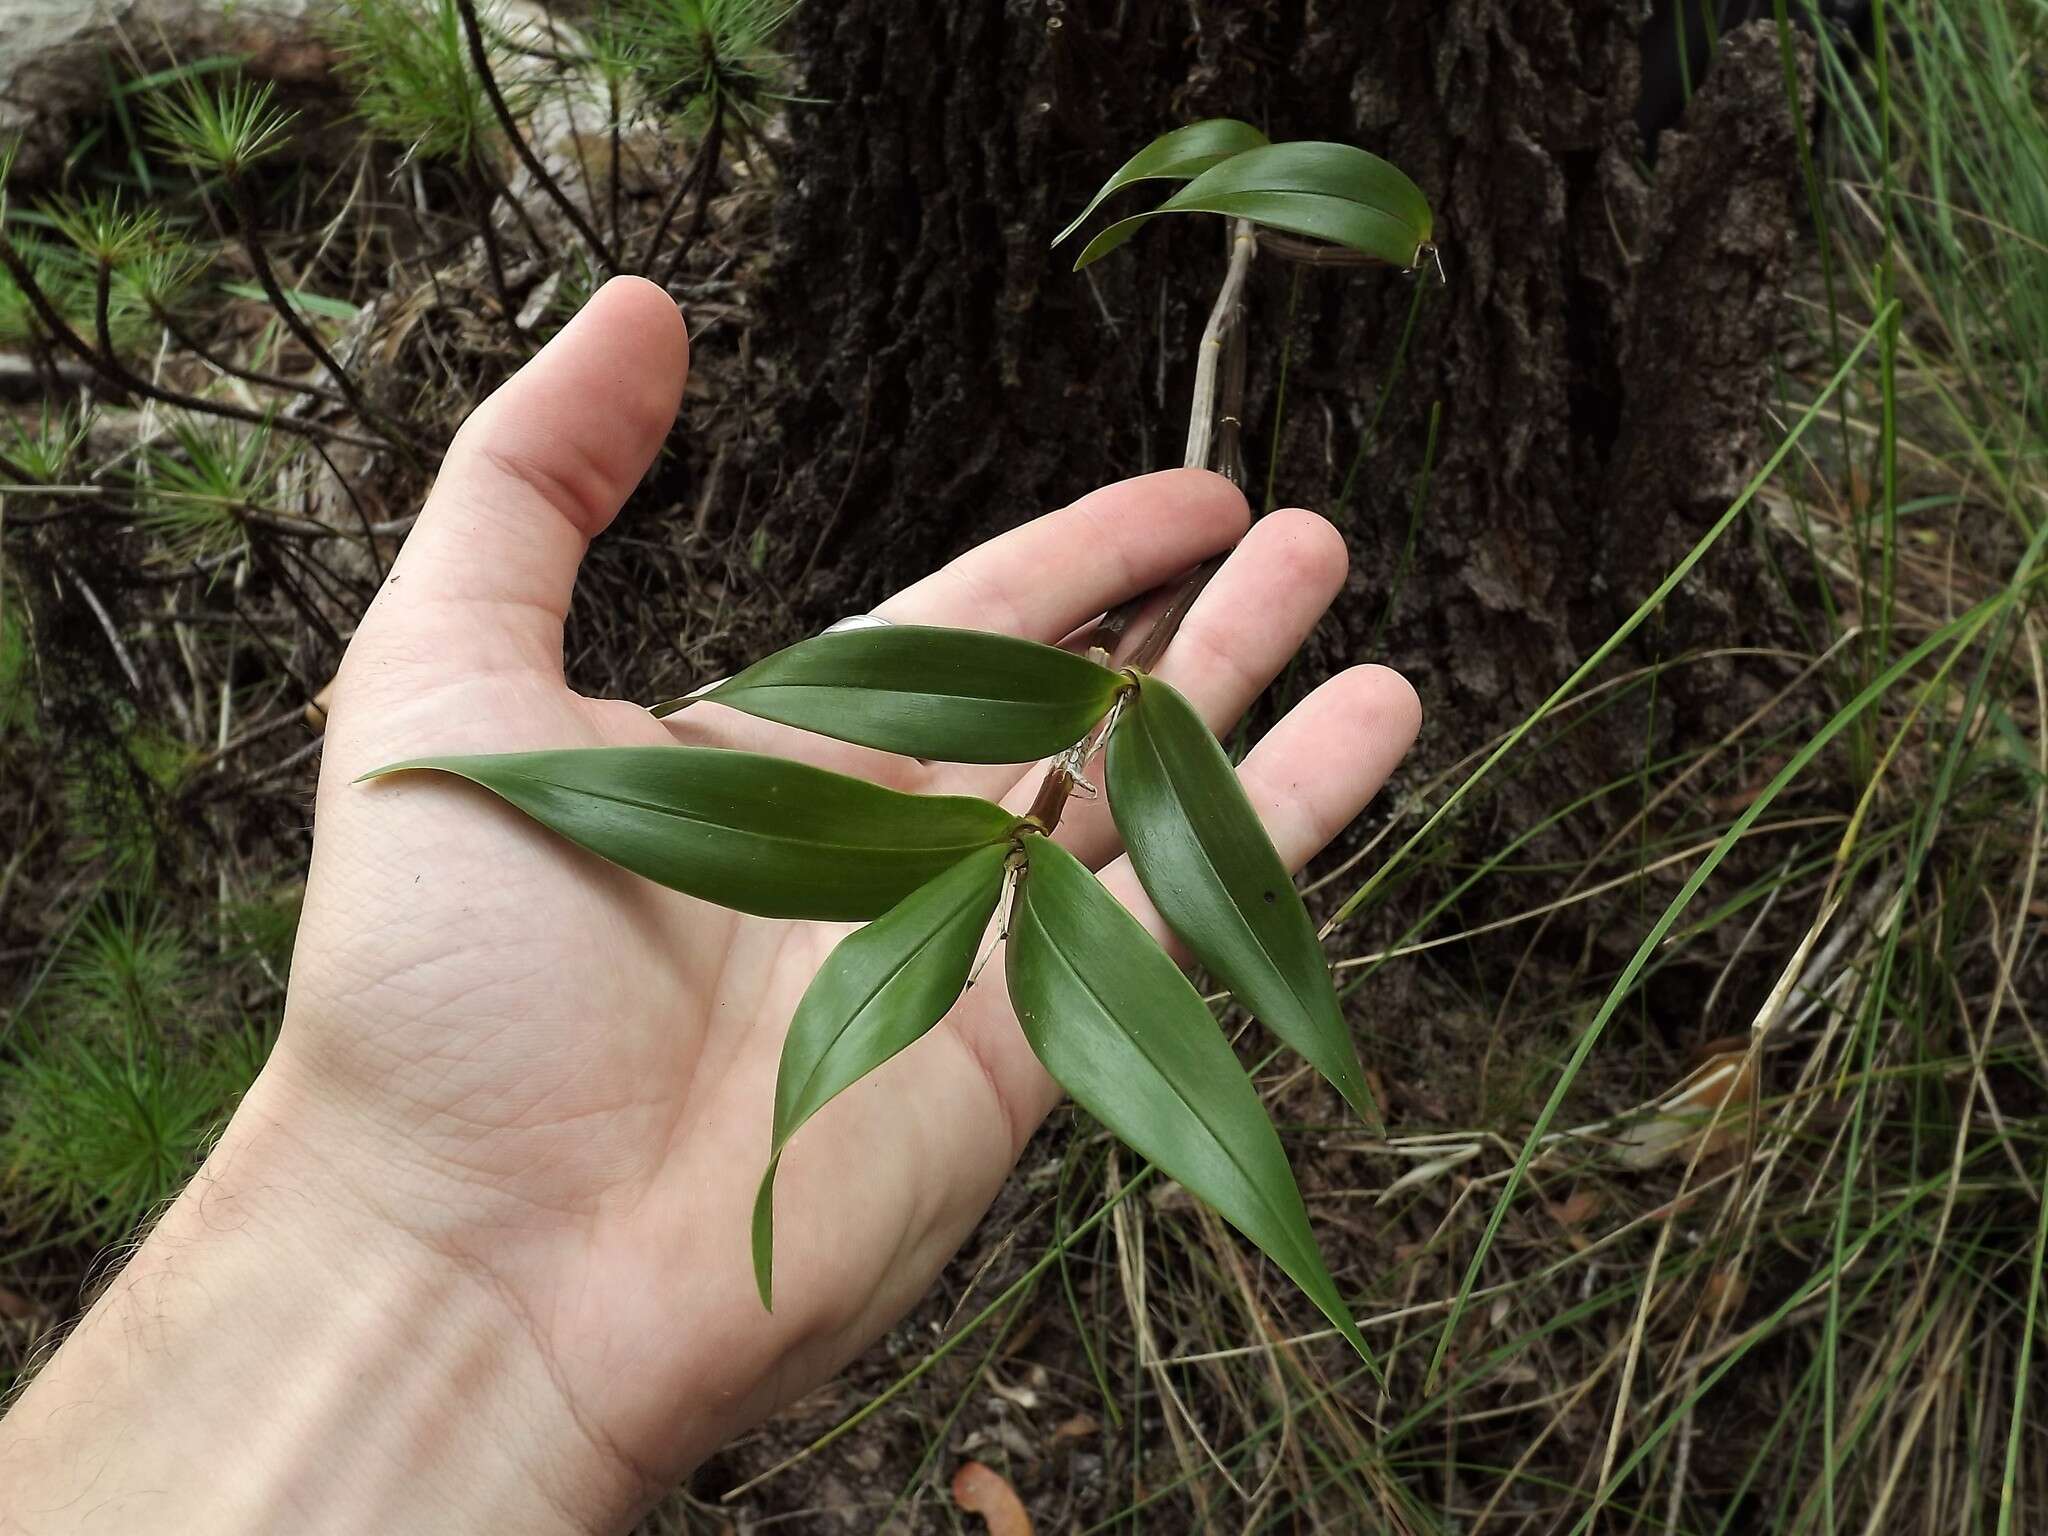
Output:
[{"xmin": 0, "ymin": 277, "xmax": 1420, "ymax": 1533}]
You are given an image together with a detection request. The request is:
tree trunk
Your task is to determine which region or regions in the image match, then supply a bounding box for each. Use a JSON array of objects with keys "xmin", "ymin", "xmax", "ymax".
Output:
[{"xmin": 762, "ymin": 0, "xmax": 1809, "ymax": 762}]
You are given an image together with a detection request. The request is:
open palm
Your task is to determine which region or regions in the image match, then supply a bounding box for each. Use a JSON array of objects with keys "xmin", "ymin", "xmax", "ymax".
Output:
[{"xmin": 272, "ymin": 278, "xmax": 1419, "ymax": 1511}]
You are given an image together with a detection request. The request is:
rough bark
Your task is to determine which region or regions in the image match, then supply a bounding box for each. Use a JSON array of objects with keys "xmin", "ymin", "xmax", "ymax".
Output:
[{"xmin": 762, "ymin": 1, "xmax": 1810, "ymax": 755}]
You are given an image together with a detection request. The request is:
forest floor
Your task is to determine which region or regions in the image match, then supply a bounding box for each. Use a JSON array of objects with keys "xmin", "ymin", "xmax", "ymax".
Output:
[{"xmin": 4, "ymin": 3, "xmax": 2046, "ymax": 1533}]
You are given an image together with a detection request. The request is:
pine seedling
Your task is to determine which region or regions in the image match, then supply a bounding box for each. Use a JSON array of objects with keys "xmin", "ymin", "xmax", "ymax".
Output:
[
  {"xmin": 49, "ymin": 895, "xmax": 201, "ymax": 1036},
  {"xmin": 144, "ymin": 75, "xmax": 295, "ymax": 179},
  {"xmin": 144, "ymin": 73, "xmax": 422, "ymax": 462},
  {"xmin": 1, "ymin": 916, "xmax": 259, "ymax": 1248},
  {"xmin": 2, "ymin": 403, "xmax": 93, "ymax": 486},
  {"xmin": 623, "ymin": 0, "xmax": 797, "ymax": 122},
  {"xmin": 623, "ymin": 0, "xmax": 798, "ymax": 275},
  {"xmin": 331, "ymin": 0, "xmax": 525, "ymax": 168},
  {"xmin": 115, "ymin": 233, "xmax": 210, "ymax": 326},
  {"xmin": 135, "ymin": 416, "xmax": 277, "ymax": 565},
  {"xmin": 37, "ymin": 194, "xmax": 163, "ymax": 270}
]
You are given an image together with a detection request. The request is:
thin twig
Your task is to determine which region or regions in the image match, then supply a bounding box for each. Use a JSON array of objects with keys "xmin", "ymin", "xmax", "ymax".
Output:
[
  {"xmin": 0, "ymin": 233, "xmax": 386, "ymax": 454},
  {"xmin": 660, "ymin": 102, "xmax": 725, "ymax": 288},
  {"xmin": 641, "ymin": 109, "xmax": 722, "ymax": 275},
  {"xmin": 470, "ymin": 179, "xmax": 531, "ymax": 346},
  {"xmin": 59, "ymin": 561, "xmax": 146, "ymax": 697},
  {"xmin": 230, "ymin": 183, "xmax": 421, "ymax": 467},
  {"xmin": 304, "ymin": 436, "xmax": 388, "ymax": 583},
  {"xmin": 452, "ymin": 0, "xmax": 619, "ymax": 276},
  {"xmin": 161, "ymin": 310, "xmax": 349, "ymax": 409}
]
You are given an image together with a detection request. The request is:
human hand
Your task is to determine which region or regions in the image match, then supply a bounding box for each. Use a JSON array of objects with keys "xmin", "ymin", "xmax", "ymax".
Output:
[{"xmin": 0, "ymin": 277, "xmax": 1419, "ymax": 1533}]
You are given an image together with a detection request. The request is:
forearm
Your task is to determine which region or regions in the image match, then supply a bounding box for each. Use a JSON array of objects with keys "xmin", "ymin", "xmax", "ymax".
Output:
[{"xmin": 0, "ymin": 1069, "xmax": 632, "ymax": 1535}]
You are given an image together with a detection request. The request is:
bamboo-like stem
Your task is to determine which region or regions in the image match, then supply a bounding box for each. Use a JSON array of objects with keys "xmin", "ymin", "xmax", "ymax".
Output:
[
  {"xmin": 1183, "ymin": 218, "xmax": 1257, "ymax": 471},
  {"xmin": 452, "ymin": 0, "xmax": 620, "ymax": 277},
  {"xmin": 1028, "ymin": 218, "xmax": 1259, "ymax": 832},
  {"xmin": 1082, "ymin": 218, "xmax": 1257, "ymax": 660}
]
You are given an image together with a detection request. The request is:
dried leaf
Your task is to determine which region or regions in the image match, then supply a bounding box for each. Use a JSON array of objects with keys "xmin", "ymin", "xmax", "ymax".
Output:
[
  {"xmin": 1548, "ymin": 1188, "xmax": 1604, "ymax": 1228},
  {"xmin": 1610, "ymin": 1050, "xmax": 1757, "ymax": 1170},
  {"xmin": 1702, "ymin": 1266, "xmax": 1748, "ymax": 1323},
  {"xmin": 952, "ymin": 1461, "xmax": 1033, "ymax": 1536}
]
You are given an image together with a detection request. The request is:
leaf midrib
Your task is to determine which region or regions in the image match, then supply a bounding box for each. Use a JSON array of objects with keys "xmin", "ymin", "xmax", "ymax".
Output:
[
  {"xmin": 499, "ymin": 770, "xmax": 1005, "ymax": 861},
  {"xmin": 721, "ymin": 680, "xmax": 1103, "ymax": 714}
]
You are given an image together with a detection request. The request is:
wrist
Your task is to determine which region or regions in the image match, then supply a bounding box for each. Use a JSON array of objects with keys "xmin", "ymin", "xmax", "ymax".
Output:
[{"xmin": 0, "ymin": 1061, "xmax": 647, "ymax": 1534}]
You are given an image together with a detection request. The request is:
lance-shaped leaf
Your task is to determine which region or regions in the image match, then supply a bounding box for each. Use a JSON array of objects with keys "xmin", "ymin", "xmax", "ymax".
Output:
[
  {"xmin": 1007, "ymin": 836, "xmax": 1376, "ymax": 1371},
  {"xmin": 363, "ymin": 747, "xmax": 1014, "ymax": 922},
  {"xmin": 1107, "ymin": 675, "xmax": 1378, "ymax": 1127},
  {"xmin": 1074, "ymin": 140, "xmax": 1433, "ymax": 271},
  {"xmin": 753, "ymin": 843, "xmax": 1009, "ymax": 1307},
  {"xmin": 681, "ymin": 625, "xmax": 1123, "ymax": 764},
  {"xmin": 1053, "ymin": 117, "xmax": 1270, "ymax": 248}
]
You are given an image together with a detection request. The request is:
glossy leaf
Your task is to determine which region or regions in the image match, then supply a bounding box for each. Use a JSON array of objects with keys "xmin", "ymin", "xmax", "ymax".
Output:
[
  {"xmin": 1052, "ymin": 117, "xmax": 1270, "ymax": 248},
  {"xmin": 362, "ymin": 748, "xmax": 1015, "ymax": 922},
  {"xmin": 1074, "ymin": 140, "xmax": 1433, "ymax": 271},
  {"xmin": 1007, "ymin": 836, "xmax": 1375, "ymax": 1370},
  {"xmin": 752, "ymin": 844, "xmax": 1009, "ymax": 1307},
  {"xmin": 687, "ymin": 625, "xmax": 1123, "ymax": 763},
  {"xmin": 1107, "ymin": 675, "xmax": 1377, "ymax": 1126}
]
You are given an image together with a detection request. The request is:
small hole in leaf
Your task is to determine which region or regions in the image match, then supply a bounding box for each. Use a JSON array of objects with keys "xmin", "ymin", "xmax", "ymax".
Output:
[{"xmin": 1263, "ymin": 890, "xmax": 1277, "ymax": 904}]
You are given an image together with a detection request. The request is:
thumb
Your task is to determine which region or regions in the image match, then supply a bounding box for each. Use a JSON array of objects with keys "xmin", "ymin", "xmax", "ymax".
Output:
[{"xmin": 352, "ymin": 276, "xmax": 689, "ymax": 678}]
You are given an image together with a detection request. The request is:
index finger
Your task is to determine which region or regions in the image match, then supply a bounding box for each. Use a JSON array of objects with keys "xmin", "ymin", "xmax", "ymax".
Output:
[{"xmin": 871, "ymin": 469, "xmax": 1248, "ymax": 641}]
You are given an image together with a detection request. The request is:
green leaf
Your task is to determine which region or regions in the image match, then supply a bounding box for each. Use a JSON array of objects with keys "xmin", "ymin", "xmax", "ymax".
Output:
[
  {"xmin": 753, "ymin": 843, "xmax": 1010, "ymax": 1307},
  {"xmin": 1107, "ymin": 676, "xmax": 1377, "ymax": 1127},
  {"xmin": 1053, "ymin": 117, "xmax": 1271, "ymax": 248},
  {"xmin": 1074, "ymin": 140, "xmax": 1433, "ymax": 271},
  {"xmin": 362, "ymin": 747, "xmax": 1015, "ymax": 922},
  {"xmin": 681, "ymin": 625, "xmax": 1124, "ymax": 764},
  {"xmin": 1007, "ymin": 836, "xmax": 1375, "ymax": 1372},
  {"xmin": 219, "ymin": 280, "xmax": 361, "ymax": 322}
]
